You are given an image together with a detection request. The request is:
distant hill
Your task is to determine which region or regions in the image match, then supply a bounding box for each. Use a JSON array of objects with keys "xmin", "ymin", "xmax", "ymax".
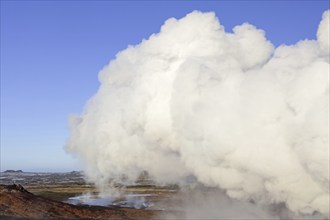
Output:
[{"xmin": 3, "ymin": 170, "xmax": 23, "ymax": 173}]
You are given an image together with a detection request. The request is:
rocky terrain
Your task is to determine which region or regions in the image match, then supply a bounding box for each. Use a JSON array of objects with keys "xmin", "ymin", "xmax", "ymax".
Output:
[
  {"xmin": 0, "ymin": 171, "xmax": 180, "ymax": 219},
  {"xmin": 0, "ymin": 184, "xmax": 159, "ymax": 219}
]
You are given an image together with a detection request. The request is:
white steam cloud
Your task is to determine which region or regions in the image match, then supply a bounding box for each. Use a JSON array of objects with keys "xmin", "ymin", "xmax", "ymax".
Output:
[{"xmin": 66, "ymin": 10, "xmax": 330, "ymax": 218}]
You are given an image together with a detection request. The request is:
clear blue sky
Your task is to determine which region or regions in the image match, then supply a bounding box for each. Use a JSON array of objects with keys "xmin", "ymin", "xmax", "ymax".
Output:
[{"xmin": 1, "ymin": 1, "xmax": 329, "ymax": 172}]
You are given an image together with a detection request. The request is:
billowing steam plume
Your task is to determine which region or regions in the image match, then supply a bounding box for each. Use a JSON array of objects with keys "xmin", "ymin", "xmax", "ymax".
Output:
[{"xmin": 66, "ymin": 10, "xmax": 329, "ymax": 217}]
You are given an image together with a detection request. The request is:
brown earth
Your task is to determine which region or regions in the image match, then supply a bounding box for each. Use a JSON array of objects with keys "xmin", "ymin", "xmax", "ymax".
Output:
[{"xmin": 0, "ymin": 184, "xmax": 160, "ymax": 219}]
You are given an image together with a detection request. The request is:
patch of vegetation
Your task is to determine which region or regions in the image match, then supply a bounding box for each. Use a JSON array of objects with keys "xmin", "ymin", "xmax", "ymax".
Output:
[{"xmin": 35, "ymin": 191, "xmax": 79, "ymax": 202}]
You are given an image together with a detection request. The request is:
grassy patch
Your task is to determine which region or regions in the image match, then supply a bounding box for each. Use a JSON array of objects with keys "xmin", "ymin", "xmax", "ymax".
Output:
[{"xmin": 34, "ymin": 191, "xmax": 79, "ymax": 202}]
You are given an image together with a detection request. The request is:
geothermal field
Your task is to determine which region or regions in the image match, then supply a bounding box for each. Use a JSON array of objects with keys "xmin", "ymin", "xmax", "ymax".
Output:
[
  {"xmin": 0, "ymin": 171, "xmax": 178, "ymax": 219},
  {"xmin": 1, "ymin": 8, "xmax": 329, "ymax": 220}
]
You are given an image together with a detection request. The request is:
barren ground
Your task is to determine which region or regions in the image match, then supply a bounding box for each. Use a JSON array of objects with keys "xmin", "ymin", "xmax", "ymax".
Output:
[{"xmin": 0, "ymin": 171, "xmax": 180, "ymax": 219}]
